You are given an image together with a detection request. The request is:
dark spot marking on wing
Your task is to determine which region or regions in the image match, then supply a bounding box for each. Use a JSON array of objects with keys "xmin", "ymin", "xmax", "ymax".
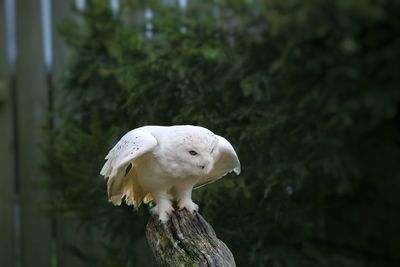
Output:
[{"xmin": 125, "ymin": 163, "xmax": 132, "ymax": 176}]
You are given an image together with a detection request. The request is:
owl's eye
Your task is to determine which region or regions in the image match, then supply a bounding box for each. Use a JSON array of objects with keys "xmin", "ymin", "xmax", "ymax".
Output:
[{"xmin": 189, "ymin": 150, "xmax": 198, "ymax": 156}]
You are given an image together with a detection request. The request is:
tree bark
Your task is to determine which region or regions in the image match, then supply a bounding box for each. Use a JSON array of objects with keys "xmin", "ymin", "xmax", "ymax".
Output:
[{"xmin": 146, "ymin": 209, "xmax": 236, "ymax": 267}]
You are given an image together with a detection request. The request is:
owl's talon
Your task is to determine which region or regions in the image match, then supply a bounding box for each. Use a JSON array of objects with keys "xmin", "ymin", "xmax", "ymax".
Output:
[
  {"xmin": 159, "ymin": 217, "xmax": 168, "ymax": 224},
  {"xmin": 178, "ymin": 199, "xmax": 199, "ymax": 213},
  {"xmin": 151, "ymin": 201, "xmax": 174, "ymax": 223}
]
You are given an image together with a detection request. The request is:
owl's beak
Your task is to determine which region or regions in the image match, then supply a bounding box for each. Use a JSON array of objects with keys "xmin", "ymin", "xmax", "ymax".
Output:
[{"xmin": 202, "ymin": 157, "xmax": 214, "ymax": 173}]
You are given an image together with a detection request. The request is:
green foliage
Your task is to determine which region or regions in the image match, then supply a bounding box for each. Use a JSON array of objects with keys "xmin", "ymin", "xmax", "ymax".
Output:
[{"xmin": 45, "ymin": 0, "xmax": 400, "ymax": 266}]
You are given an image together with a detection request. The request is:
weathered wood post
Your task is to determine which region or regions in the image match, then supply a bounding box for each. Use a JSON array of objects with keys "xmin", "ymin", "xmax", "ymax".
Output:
[{"xmin": 146, "ymin": 209, "xmax": 236, "ymax": 267}]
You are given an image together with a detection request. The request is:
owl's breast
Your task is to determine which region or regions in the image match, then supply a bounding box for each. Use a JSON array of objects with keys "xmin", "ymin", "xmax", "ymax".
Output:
[{"xmin": 134, "ymin": 152, "xmax": 188, "ymax": 191}]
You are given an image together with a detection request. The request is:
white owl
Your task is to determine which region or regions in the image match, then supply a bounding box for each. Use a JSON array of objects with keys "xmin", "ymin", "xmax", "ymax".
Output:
[{"xmin": 100, "ymin": 125, "xmax": 240, "ymax": 222}]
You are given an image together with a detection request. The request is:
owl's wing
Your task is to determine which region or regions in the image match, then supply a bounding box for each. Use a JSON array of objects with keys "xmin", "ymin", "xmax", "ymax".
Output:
[
  {"xmin": 100, "ymin": 129, "xmax": 158, "ymax": 206},
  {"xmin": 195, "ymin": 135, "xmax": 241, "ymax": 189}
]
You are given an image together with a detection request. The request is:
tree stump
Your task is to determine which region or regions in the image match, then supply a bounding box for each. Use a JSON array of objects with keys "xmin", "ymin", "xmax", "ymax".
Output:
[{"xmin": 146, "ymin": 209, "xmax": 236, "ymax": 267}]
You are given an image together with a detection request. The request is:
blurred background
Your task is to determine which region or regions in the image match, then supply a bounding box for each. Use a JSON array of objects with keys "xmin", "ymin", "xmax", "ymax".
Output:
[{"xmin": 1, "ymin": 0, "xmax": 399, "ymax": 266}]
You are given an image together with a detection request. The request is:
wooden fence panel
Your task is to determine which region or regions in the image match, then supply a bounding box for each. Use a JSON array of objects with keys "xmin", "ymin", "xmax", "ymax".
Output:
[
  {"xmin": 0, "ymin": 0, "xmax": 16, "ymax": 266},
  {"xmin": 16, "ymin": 0, "xmax": 52, "ymax": 266}
]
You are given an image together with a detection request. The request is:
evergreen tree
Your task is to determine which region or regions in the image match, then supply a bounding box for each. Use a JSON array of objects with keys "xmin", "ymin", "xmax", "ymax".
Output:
[{"xmin": 45, "ymin": 0, "xmax": 400, "ymax": 266}]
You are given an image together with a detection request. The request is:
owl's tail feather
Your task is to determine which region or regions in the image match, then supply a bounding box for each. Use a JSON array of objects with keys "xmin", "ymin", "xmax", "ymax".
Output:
[{"xmin": 107, "ymin": 165, "xmax": 153, "ymax": 208}]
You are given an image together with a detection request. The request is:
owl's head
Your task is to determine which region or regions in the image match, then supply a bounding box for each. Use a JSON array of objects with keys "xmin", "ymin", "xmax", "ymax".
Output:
[{"xmin": 159, "ymin": 126, "xmax": 218, "ymax": 178}]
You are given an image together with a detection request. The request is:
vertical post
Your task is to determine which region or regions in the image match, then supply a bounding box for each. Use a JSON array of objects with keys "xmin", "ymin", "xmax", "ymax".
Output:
[
  {"xmin": 144, "ymin": 7, "xmax": 153, "ymax": 39},
  {"xmin": 178, "ymin": 0, "xmax": 188, "ymax": 33},
  {"xmin": 0, "ymin": 0, "xmax": 16, "ymax": 266},
  {"xmin": 16, "ymin": 0, "xmax": 52, "ymax": 266}
]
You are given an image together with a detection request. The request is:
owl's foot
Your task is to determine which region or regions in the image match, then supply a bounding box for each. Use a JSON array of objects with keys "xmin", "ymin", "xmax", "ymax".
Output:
[
  {"xmin": 178, "ymin": 198, "xmax": 199, "ymax": 213},
  {"xmin": 150, "ymin": 201, "xmax": 174, "ymax": 223}
]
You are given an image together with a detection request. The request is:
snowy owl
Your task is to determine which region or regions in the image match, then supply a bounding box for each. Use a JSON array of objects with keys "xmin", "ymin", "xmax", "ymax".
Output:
[{"xmin": 100, "ymin": 125, "xmax": 240, "ymax": 222}]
